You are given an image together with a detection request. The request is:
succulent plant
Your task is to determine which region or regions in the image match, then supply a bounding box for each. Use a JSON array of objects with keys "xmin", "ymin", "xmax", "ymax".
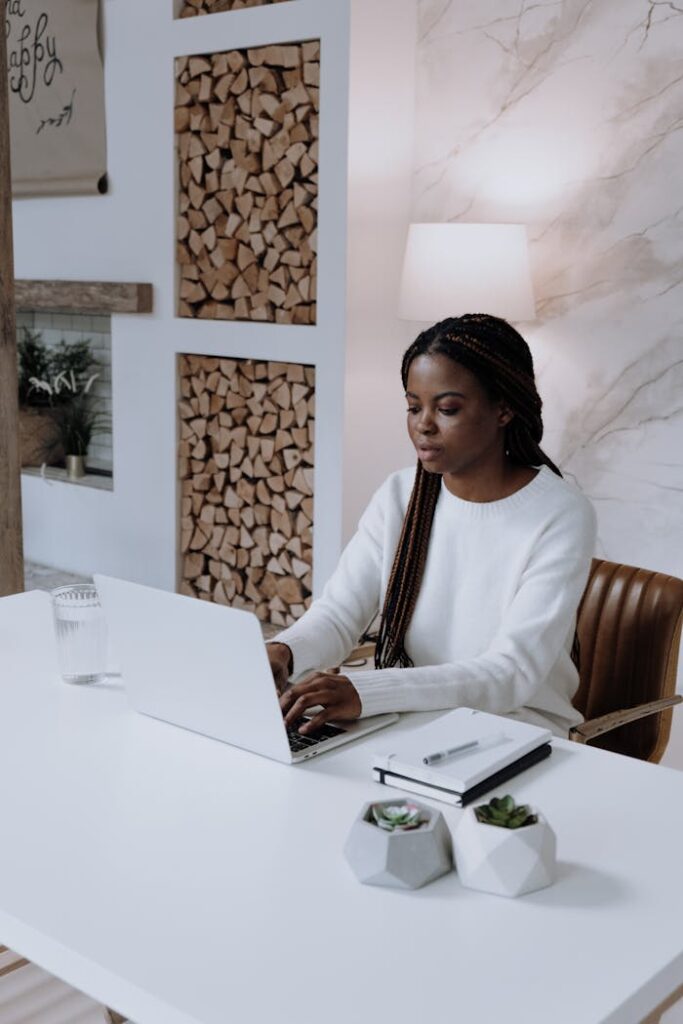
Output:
[
  {"xmin": 474, "ymin": 795, "xmax": 538, "ymax": 830},
  {"xmin": 371, "ymin": 802, "xmax": 424, "ymax": 832}
]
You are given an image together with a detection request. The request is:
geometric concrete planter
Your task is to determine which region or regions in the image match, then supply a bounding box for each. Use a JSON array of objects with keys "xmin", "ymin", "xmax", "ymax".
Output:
[
  {"xmin": 344, "ymin": 799, "xmax": 453, "ymax": 890},
  {"xmin": 453, "ymin": 807, "xmax": 556, "ymax": 898}
]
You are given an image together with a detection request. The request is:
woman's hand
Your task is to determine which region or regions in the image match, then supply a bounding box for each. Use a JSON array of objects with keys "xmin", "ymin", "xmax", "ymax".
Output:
[
  {"xmin": 266, "ymin": 642, "xmax": 293, "ymax": 695},
  {"xmin": 280, "ymin": 673, "xmax": 362, "ymax": 734}
]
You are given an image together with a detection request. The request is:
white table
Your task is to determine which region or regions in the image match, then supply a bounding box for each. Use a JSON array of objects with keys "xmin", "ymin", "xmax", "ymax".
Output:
[{"xmin": 1, "ymin": 589, "xmax": 682, "ymax": 1024}]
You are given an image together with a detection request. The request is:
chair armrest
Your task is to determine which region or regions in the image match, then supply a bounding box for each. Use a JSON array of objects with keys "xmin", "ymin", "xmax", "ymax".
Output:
[
  {"xmin": 0, "ymin": 950, "xmax": 29, "ymax": 977},
  {"xmin": 338, "ymin": 642, "xmax": 376, "ymax": 668},
  {"xmin": 569, "ymin": 695, "xmax": 683, "ymax": 744}
]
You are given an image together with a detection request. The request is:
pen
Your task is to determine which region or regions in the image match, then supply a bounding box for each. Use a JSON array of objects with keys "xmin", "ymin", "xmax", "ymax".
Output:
[{"xmin": 423, "ymin": 740, "xmax": 479, "ymax": 765}]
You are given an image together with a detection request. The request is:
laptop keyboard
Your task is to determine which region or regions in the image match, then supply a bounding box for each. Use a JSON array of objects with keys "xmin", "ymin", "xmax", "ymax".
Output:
[{"xmin": 287, "ymin": 717, "xmax": 347, "ymax": 753}]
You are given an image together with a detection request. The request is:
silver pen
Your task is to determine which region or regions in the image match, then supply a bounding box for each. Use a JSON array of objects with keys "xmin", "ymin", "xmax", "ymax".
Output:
[{"xmin": 422, "ymin": 740, "xmax": 479, "ymax": 765}]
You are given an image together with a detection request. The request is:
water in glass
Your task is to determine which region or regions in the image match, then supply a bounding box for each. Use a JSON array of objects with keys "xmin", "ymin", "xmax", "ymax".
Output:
[{"xmin": 52, "ymin": 584, "xmax": 107, "ymax": 684}]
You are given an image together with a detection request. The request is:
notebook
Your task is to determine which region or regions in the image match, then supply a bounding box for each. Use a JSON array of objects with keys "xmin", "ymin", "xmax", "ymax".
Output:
[
  {"xmin": 94, "ymin": 574, "xmax": 398, "ymax": 765},
  {"xmin": 371, "ymin": 708, "xmax": 552, "ymax": 807}
]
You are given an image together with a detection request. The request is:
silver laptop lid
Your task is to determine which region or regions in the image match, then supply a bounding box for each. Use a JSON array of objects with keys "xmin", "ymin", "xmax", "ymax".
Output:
[{"xmin": 95, "ymin": 575, "xmax": 292, "ymax": 763}]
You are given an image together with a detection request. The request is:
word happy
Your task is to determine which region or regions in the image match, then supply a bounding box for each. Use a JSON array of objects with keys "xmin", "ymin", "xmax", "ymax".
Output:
[{"xmin": 7, "ymin": 9, "xmax": 64, "ymax": 105}]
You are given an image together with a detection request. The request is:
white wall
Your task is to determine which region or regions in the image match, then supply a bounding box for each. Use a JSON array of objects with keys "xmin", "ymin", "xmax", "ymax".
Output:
[
  {"xmin": 15, "ymin": 0, "xmax": 351, "ymax": 595},
  {"xmin": 343, "ymin": 0, "xmax": 418, "ymax": 541}
]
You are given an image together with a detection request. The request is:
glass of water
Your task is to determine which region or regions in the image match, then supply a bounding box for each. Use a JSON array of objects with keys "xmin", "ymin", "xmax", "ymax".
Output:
[{"xmin": 51, "ymin": 584, "xmax": 107, "ymax": 684}]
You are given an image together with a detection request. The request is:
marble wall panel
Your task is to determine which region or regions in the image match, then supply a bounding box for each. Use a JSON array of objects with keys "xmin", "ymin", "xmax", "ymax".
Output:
[{"xmin": 415, "ymin": 0, "xmax": 683, "ymax": 579}]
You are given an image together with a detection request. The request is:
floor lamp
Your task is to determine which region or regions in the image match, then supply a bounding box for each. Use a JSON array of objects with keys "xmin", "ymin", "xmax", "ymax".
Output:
[{"xmin": 398, "ymin": 223, "xmax": 535, "ymax": 324}]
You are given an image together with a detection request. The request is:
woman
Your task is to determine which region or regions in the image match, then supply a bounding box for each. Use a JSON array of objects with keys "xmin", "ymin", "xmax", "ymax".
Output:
[{"xmin": 268, "ymin": 314, "xmax": 596, "ymax": 739}]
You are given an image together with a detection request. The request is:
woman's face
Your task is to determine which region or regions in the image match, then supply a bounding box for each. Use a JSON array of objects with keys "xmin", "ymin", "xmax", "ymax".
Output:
[{"xmin": 405, "ymin": 353, "xmax": 511, "ymax": 478}]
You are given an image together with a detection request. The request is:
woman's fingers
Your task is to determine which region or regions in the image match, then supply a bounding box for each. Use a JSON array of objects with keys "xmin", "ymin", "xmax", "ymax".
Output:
[
  {"xmin": 280, "ymin": 673, "xmax": 361, "ymax": 731},
  {"xmin": 283, "ymin": 688, "xmax": 332, "ymax": 728},
  {"xmin": 279, "ymin": 673, "xmax": 325, "ymax": 712},
  {"xmin": 300, "ymin": 708, "xmax": 331, "ymax": 733}
]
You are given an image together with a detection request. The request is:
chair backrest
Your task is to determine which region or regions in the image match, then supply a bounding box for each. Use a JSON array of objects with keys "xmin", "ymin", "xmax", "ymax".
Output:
[{"xmin": 573, "ymin": 559, "xmax": 683, "ymax": 761}]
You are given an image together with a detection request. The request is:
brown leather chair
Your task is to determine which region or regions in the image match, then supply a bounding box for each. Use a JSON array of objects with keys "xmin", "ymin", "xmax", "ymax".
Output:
[
  {"xmin": 569, "ymin": 559, "xmax": 683, "ymax": 761},
  {"xmin": 344, "ymin": 559, "xmax": 683, "ymax": 763}
]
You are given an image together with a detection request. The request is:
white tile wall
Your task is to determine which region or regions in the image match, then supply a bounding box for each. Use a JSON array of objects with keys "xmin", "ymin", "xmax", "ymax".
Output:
[{"xmin": 17, "ymin": 311, "xmax": 113, "ymax": 473}]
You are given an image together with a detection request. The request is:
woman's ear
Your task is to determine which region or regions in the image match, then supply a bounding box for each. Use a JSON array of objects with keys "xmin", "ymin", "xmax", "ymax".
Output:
[{"xmin": 498, "ymin": 403, "xmax": 514, "ymax": 427}]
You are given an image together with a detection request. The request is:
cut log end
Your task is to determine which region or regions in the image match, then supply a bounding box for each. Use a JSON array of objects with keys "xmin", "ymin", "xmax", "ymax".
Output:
[
  {"xmin": 179, "ymin": 355, "xmax": 315, "ymax": 624},
  {"xmin": 176, "ymin": 38, "xmax": 319, "ymax": 324}
]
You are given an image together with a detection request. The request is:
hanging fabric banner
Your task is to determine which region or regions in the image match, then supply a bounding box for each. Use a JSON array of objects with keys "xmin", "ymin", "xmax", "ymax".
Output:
[{"xmin": 6, "ymin": 0, "xmax": 107, "ymax": 197}]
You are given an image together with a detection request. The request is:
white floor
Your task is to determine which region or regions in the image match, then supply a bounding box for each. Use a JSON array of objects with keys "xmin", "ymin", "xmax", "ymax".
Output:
[
  {"xmin": 24, "ymin": 561, "xmax": 90, "ymax": 592},
  {"xmin": 0, "ymin": 949, "xmax": 111, "ymax": 1024}
]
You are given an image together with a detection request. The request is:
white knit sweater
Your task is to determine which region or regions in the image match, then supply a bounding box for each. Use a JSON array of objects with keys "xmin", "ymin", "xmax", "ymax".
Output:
[{"xmin": 276, "ymin": 466, "xmax": 597, "ymax": 737}]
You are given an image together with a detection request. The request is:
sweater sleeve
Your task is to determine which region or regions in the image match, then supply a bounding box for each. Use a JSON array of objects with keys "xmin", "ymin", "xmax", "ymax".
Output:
[
  {"xmin": 273, "ymin": 481, "xmax": 388, "ymax": 676},
  {"xmin": 347, "ymin": 497, "xmax": 597, "ymax": 719}
]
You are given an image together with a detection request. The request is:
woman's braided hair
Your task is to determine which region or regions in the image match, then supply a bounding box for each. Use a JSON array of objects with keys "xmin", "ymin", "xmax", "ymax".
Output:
[{"xmin": 373, "ymin": 313, "xmax": 563, "ymax": 671}]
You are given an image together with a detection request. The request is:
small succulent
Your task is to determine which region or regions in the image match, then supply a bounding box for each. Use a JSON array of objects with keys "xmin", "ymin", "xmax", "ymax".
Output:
[
  {"xmin": 474, "ymin": 795, "xmax": 538, "ymax": 830},
  {"xmin": 371, "ymin": 802, "xmax": 424, "ymax": 832}
]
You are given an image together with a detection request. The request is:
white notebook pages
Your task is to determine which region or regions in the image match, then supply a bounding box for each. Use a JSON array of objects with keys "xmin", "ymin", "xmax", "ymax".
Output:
[{"xmin": 372, "ymin": 708, "xmax": 552, "ymax": 793}]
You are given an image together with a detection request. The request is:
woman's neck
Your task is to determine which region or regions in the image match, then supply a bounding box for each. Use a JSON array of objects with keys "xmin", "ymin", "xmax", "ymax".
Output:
[{"xmin": 442, "ymin": 459, "xmax": 538, "ymax": 503}]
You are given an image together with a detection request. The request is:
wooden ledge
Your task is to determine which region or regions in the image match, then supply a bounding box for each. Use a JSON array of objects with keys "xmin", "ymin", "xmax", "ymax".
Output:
[
  {"xmin": 21, "ymin": 465, "xmax": 114, "ymax": 492},
  {"xmin": 15, "ymin": 280, "xmax": 153, "ymax": 314}
]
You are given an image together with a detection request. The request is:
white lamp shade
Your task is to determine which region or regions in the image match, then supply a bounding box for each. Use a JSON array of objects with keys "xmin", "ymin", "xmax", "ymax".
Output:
[{"xmin": 398, "ymin": 223, "xmax": 535, "ymax": 323}]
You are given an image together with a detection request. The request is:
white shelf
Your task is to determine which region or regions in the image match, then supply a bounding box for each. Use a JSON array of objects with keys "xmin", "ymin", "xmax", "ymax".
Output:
[{"xmin": 21, "ymin": 466, "xmax": 114, "ymax": 492}]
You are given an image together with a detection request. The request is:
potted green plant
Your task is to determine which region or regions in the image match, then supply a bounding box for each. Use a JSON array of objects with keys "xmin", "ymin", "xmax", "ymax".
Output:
[
  {"xmin": 453, "ymin": 794, "xmax": 556, "ymax": 898},
  {"xmin": 28, "ymin": 369, "xmax": 109, "ymax": 479},
  {"xmin": 371, "ymin": 803, "xmax": 424, "ymax": 831},
  {"xmin": 17, "ymin": 329, "xmax": 60, "ymax": 466},
  {"xmin": 17, "ymin": 331, "xmax": 103, "ymax": 470},
  {"xmin": 344, "ymin": 799, "xmax": 453, "ymax": 889}
]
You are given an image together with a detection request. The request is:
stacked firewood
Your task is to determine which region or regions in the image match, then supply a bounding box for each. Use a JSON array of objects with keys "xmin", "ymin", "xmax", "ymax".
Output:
[
  {"xmin": 178, "ymin": 354, "xmax": 315, "ymax": 626},
  {"xmin": 175, "ymin": 41, "xmax": 319, "ymax": 324},
  {"xmin": 179, "ymin": 0, "xmax": 291, "ymax": 16}
]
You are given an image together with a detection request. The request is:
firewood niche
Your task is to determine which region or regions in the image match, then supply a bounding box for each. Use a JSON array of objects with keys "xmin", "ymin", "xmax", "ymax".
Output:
[
  {"xmin": 179, "ymin": 0, "xmax": 292, "ymax": 16},
  {"xmin": 175, "ymin": 40, "xmax": 319, "ymax": 324},
  {"xmin": 179, "ymin": 354, "xmax": 315, "ymax": 626}
]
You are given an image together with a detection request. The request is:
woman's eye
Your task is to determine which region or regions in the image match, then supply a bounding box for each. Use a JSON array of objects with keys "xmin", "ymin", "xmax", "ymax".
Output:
[
  {"xmin": 439, "ymin": 407, "xmax": 460, "ymax": 416},
  {"xmin": 406, "ymin": 406, "xmax": 420, "ymax": 414}
]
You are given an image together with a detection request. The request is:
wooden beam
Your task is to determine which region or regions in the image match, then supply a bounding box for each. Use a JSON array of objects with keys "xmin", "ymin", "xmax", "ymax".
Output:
[
  {"xmin": 15, "ymin": 280, "xmax": 153, "ymax": 314},
  {"xmin": 0, "ymin": 0, "xmax": 25, "ymax": 597}
]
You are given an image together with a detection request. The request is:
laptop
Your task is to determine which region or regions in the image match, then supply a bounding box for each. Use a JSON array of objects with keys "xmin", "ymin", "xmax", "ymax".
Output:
[{"xmin": 94, "ymin": 574, "xmax": 398, "ymax": 764}]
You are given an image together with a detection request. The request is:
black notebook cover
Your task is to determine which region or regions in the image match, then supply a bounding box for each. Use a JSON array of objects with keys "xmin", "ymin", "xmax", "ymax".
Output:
[{"xmin": 374, "ymin": 741, "xmax": 552, "ymax": 807}]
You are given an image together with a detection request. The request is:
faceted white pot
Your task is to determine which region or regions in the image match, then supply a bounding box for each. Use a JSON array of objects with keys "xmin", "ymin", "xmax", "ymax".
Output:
[
  {"xmin": 344, "ymin": 800, "xmax": 453, "ymax": 890},
  {"xmin": 453, "ymin": 808, "xmax": 556, "ymax": 898}
]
